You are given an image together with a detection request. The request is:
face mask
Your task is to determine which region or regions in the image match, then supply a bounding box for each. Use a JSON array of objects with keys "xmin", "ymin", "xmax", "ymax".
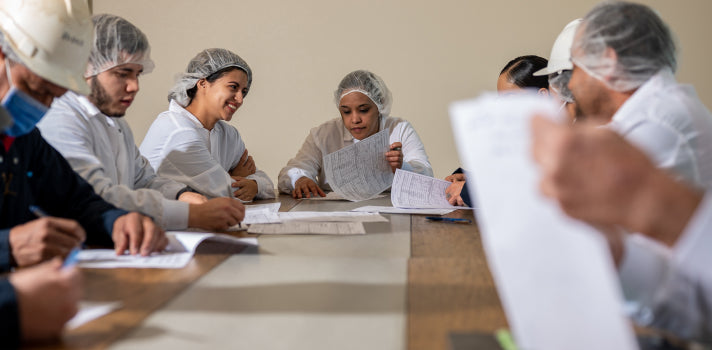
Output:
[{"xmin": 2, "ymin": 59, "xmax": 49, "ymax": 137}]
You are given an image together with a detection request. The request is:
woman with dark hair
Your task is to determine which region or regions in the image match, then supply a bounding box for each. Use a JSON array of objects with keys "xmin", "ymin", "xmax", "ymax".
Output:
[
  {"xmin": 445, "ymin": 55, "xmax": 550, "ymax": 206},
  {"xmin": 140, "ymin": 48, "xmax": 274, "ymax": 201},
  {"xmin": 497, "ymin": 55, "xmax": 549, "ymax": 93}
]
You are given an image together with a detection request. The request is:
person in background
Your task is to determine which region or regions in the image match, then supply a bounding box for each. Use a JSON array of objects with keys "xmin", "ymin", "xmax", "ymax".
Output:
[
  {"xmin": 533, "ymin": 19, "xmax": 582, "ymax": 121},
  {"xmin": 445, "ymin": 55, "xmax": 549, "ymax": 206},
  {"xmin": 0, "ymin": 0, "xmax": 164, "ymax": 345},
  {"xmin": 140, "ymin": 48, "xmax": 274, "ymax": 202},
  {"xmin": 278, "ymin": 70, "xmax": 432, "ymax": 198},
  {"xmin": 39, "ymin": 15, "xmax": 245, "ymax": 231}
]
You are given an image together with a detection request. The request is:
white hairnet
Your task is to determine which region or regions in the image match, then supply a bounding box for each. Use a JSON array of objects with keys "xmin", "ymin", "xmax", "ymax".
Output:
[
  {"xmin": 549, "ymin": 70, "xmax": 574, "ymax": 103},
  {"xmin": 334, "ymin": 70, "xmax": 392, "ymax": 117},
  {"xmin": 571, "ymin": 1, "xmax": 676, "ymax": 92},
  {"xmin": 85, "ymin": 14, "xmax": 154, "ymax": 77},
  {"xmin": 168, "ymin": 48, "xmax": 252, "ymax": 107}
]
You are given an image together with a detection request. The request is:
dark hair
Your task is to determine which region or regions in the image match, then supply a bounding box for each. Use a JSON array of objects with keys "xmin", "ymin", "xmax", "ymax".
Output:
[
  {"xmin": 499, "ymin": 55, "xmax": 549, "ymax": 89},
  {"xmin": 185, "ymin": 66, "xmax": 245, "ymax": 102}
]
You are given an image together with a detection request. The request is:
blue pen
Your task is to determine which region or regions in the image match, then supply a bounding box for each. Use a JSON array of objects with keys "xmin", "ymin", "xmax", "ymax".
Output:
[
  {"xmin": 425, "ymin": 216, "xmax": 471, "ymax": 224},
  {"xmin": 62, "ymin": 247, "xmax": 81, "ymax": 268},
  {"xmin": 29, "ymin": 205, "xmax": 48, "ymax": 218},
  {"xmin": 30, "ymin": 205, "xmax": 82, "ymax": 267}
]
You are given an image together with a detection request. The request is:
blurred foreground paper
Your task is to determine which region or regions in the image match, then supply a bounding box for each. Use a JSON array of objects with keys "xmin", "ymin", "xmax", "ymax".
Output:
[{"xmin": 450, "ymin": 92, "xmax": 636, "ymax": 350}]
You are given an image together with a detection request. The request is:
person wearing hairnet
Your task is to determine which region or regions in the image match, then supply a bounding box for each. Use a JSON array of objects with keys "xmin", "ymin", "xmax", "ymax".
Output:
[
  {"xmin": 444, "ymin": 56, "xmax": 549, "ymax": 207},
  {"xmin": 532, "ymin": 18, "xmax": 581, "ymax": 120},
  {"xmin": 0, "ymin": 0, "xmax": 167, "ymax": 344},
  {"xmin": 278, "ymin": 70, "xmax": 432, "ymax": 199},
  {"xmin": 569, "ymin": 2, "xmax": 712, "ymax": 189},
  {"xmin": 140, "ymin": 48, "xmax": 274, "ymax": 202},
  {"xmin": 547, "ymin": 1, "xmax": 712, "ymax": 342},
  {"xmin": 39, "ymin": 15, "xmax": 245, "ymax": 231}
]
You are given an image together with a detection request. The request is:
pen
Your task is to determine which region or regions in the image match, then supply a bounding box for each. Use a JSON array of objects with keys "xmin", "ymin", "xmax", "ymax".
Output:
[
  {"xmin": 425, "ymin": 216, "xmax": 471, "ymax": 224},
  {"xmin": 391, "ymin": 146, "xmax": 402, "ymax": 151},
  {"xmin": 30, "ymin": 205, "xmax": 82, "ymax": 266},
  {"xmin": 29, "ymin": 205, "xmax": 48, "ymax": 218},
  {"xmin": 62, "ymin": 247, "xmax": 81, "ymax": 268}
]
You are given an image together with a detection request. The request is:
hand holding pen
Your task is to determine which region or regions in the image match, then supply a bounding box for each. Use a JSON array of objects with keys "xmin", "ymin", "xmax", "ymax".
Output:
[
  {"xmin": 7, "ymin": 205, "xmax": 85, "ymax": 268},
  {"xmin": 386, "ymin": 142, "xmax": 403, "ymax": 173}
]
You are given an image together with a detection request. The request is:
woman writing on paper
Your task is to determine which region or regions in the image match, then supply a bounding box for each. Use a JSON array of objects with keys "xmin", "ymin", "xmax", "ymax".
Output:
[
  {"xmin": 140, "ymin": 48, "xmax": 274, "ymax": 201},
  {"xmin": 278, "ymin": 70, "xmax": 432, "ymax": 199}
]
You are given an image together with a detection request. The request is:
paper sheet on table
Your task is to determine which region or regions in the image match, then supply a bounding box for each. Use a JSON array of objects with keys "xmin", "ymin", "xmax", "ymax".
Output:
[
  {"xmin": 242, "ymin": 202, "xmax": 282, "ymax": 224},
  {"xmin": 302, "ymin": 192, "xmax": 387, "ymax": 201},
  {"xmin": 351, "ymin": 205, "xmax": 456, "ymax": 215},
  {"xmin": 77, "ymin": 232, "xmax": 258, "ymax": 269},
  {"xmin": 248, "ymin": 222, "xmax": 366, "ymax": 235},
  {"xmin": 66, "ymin": 301, "xmax": 123, "ymax": 329},
  {"xmin": 323, "ymin": 128, "xmax": 393, "ymax": 201},
  {"xmin": 391, "ymin": 169, "xmax": 467, "ymax": 209},
  {"xmin": 450, "ymin": 92, "xmax": 636, "ymax": 350},
  {"xmin": 278, "ymin": 211, "xmax": 388, "ymax": 222}
]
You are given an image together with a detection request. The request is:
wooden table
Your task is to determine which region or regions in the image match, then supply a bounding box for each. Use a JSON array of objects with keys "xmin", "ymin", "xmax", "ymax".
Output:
[{"xmin": 31, "ymin": 194, "xmax": 507, "ymax": 349}]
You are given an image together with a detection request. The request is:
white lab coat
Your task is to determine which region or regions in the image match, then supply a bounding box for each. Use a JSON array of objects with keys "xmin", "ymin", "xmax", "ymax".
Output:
[
  {"xmin": 609, "ymin": 69, "xmax": 712, "ymax": 189},
  {"xmin": 38, "ymin": 92, "xmax": 190, "ymax": 229},
  {"xmin": 139, "ymin": 100, "xmax": 275, "ymax": 200},
  {"xmin": 609, "ymin": 69, "xmax": 712, "ymax": 342},
  {"xmin": 619, "ymin": 193, "xmax": 712, "ymax": 342},
  {"xmin": 277, "ymin": 116, "xmax": 432, "ymax": 194}
]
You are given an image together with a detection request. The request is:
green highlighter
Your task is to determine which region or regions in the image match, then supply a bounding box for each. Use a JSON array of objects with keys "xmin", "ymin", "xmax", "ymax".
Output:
[{"xmin": 495, "ymin": 329, "xmax": 518, "ymax": 350}]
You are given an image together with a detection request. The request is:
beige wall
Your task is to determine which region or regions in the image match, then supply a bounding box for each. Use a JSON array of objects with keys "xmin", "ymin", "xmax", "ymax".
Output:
[{"xmin": 93, "ymin": 0, "xmax": 712, "ymax": 181}]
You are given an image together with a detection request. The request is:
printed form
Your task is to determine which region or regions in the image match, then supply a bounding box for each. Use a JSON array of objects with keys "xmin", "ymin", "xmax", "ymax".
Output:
[
  {"xmin": 450, "ymin": 92, "xmax": 636, "ymax": 350},
  {"xmin": 77, "ymin": 232, "xmax": 257, "ymax": 269},
  {"xmin": 391, "ymin": 169, "xmax": 463, "ymax": 209},
  {"xmin": 323, "ymin": 128, "xmax": 393, "ymax": 201}
]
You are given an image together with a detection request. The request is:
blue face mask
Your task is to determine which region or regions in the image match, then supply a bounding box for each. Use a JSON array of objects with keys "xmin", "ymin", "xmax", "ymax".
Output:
[{"xmin": 2, "ymin": 60, "xmax": 49, "ymax": 137}]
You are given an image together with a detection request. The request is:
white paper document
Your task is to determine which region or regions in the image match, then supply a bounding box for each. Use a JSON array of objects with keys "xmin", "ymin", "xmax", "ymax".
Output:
[
  {"xmin": 351, "ymin": 205, "xmax": 456, "ymax": 215},
  {"xmin": 66, "ymin": 301, "xmax": 123, "ymax": 329},
  {"xmin": 247, "ymin": 222, "xmax": 366, "ymax": 235},
  {"xmin": 278, "ymin": 211, "xmax": 388, "ymax": 222},
  {"xmin": 77, "ymin": 232, "xmax": 258, "ymax": 269},
  {"xmin": 391, "ymin": 169, "xmax": 465, "ymax": 209},
  {"xmin": 323, "ymin": 128, "xmax": 393, "ymax": 201},
  {"xmin": 450, "ymin": 92, "xmax": 636, "ymax": 350},
  {"xmin": 242, "ymin": 202, "xmax": 282, "ymax": 224}
]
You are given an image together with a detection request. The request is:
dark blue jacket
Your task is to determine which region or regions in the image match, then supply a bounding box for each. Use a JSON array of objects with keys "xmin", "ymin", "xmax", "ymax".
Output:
[{"xmin": 0, "ymin": 128, "xmax": 126, "ymax": 346}]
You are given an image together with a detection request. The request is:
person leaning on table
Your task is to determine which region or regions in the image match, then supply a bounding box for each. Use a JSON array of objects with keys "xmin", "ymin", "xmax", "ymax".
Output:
[
  {"xmin": 140, "ymin": 48, "xmax": 275, "ymax": 202},
  {"xmin": 445, "ymin": 55, "xmax": 549, "ymax": 207},
  {"xmin": 38, "ymin": 15, "xmax": 245, "ymax": 231},
  {"xmin": 0, "ymin": 0, "xmax": 166, "ymax": 346},
  {"xmin": 278, "ymin": 70, "xmax": 432, "ymax": 199}
]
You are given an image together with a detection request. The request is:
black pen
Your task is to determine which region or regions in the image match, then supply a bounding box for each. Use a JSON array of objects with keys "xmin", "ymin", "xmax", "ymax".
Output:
[{"xmin": 425, "ymin": 216, "xmax": 471, "ymax": 224}]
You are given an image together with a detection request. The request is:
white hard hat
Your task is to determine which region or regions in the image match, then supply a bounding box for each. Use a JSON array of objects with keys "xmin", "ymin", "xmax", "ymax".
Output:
[
  {"xmin": 534, "ymin": 19, "xmax": 582, "ymax": 76},
  {"xmin": 0, "ymin": 0, "xmax": 93, "ymax": 94}
]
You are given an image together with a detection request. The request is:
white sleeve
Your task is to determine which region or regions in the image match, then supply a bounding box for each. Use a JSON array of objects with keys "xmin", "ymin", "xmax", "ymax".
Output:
[
  {"xmin": 391, "ymin": 121, "xmax": 433, "ymax": 176},
  {"xmin": 618, "ymin": 194, "xmax": 712, "ymax": 342},
  {"xmin": 38, "ymin": 109, "xmax": 189, "ymax": 230},
  {"xmin": 278, "ymin": 130, "xmax": 323, "ymax": 194},
  {"xmin": 155, "ymin": 128, "xmax": 234, "ymax": 199},
  {"xmin": 247, "ymin": 169, "xmax": 276, "ymax": 199}
]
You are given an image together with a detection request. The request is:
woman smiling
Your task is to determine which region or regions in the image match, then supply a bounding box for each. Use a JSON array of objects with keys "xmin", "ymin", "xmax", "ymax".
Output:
[
  {"xmin": 140, "ymin": 48, "xmax": 274, "ymax": 201},
  {"xmin": 278, "ymin": 70, "xmax": 432, "ymax": 199}
]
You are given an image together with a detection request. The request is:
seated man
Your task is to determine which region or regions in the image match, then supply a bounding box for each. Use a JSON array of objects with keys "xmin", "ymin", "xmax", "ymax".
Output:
[
  {"xmin": 39, "ymin": 14, "xmax": 245, "ymax": 231},
  {"xmin": 532, "ymin": 115, "xmax": 710, "ymax": 342},
  {"xmin": 0, "ymin": 0, "xmax": 163, "ymax": 344}
]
